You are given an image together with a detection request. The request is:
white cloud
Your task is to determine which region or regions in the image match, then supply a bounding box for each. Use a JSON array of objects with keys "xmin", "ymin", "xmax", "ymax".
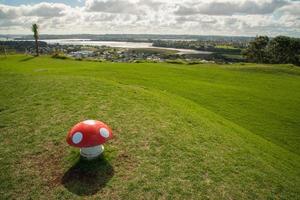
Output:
[
  {"xmin": 0, "ymin": 4, "xmax": 21, "ymax": 19},
  {"xmin": 23, "ymin": 2, "xmax": 70, "ymax": 17},
  {"xmin": 277, "ymin": 1, "xmax": 300, "ymax": 16},
  {"xmin": 175, "ymin": 0, "xmax": 288, "ymax": 16},
  {"xmin": 85, "ymin": 0, "xmax": 140, "ymax": 14},
  {"xmin": 0, "ymin": 0, "xmax": 299, "ymax": 37},
  {"xmin": 0, "ymin": 3, "xmax": 70, "ymax": 19}
]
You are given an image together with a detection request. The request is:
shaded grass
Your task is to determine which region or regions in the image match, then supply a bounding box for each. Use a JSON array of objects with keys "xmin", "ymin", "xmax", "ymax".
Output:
[
  {"xmin": 0, "ymin": 55, "xmax": 299, "ymax": 199},
  {"xmin": 62, "ymin": 156, "xmax": 114, "ymax": 196},
  {"xmin": 19, "ymin": 56, "xmax": 36, "ymax": 62}
]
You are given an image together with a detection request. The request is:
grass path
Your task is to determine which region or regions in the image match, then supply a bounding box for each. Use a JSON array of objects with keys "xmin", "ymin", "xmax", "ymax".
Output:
[{"xmin": 0, "ymin": 55, "xmax": 299, "ymax": 199}]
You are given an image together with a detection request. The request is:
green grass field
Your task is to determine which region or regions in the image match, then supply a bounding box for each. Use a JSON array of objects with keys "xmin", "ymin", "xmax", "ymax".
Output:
[{"xmin": 0, "ymin": 55, "xmax": 300, "ymax": 199}]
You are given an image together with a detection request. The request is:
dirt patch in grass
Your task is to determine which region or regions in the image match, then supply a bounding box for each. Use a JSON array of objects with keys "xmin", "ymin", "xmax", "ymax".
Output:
[
  {"xmin": 17, "ymin": 135, "xmax": 140, "ymax": 197},
  {"xmin": 114, "ymin": 152, "xmax": 136, "ymax": 171},
  {"xmin": 19, "ymin": 141, "xmax": 66, "ymax": 189},
  {"xmin": 111, "ymin": 136, "xmax": 140, "ymax": 181}
]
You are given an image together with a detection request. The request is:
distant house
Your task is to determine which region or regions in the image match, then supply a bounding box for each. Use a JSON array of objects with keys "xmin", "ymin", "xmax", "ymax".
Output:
[{"xmin": 69, "ymin": 50, "xmax": 94, "ymax": 58}]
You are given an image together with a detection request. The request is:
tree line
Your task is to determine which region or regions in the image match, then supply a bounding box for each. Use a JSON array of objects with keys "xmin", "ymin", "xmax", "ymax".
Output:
[
  {"xmin": 243, "ymin": 36, "xmax": 300, "ymax": 65},
  {"xmin": 152, "ymin": 40, "xmax": 244, "ymax": 54}
]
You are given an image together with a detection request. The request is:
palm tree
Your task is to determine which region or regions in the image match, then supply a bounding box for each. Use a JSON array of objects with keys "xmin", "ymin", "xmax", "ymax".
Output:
[{"xmin": 31, "ymin": 24, "xmax": 39, "ymax": 56}]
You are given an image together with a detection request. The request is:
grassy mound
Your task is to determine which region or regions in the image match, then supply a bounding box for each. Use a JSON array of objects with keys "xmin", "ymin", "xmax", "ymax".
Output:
[{"xmin": 0, "ymin": 55, "xmax": 299, "ymax": 199}]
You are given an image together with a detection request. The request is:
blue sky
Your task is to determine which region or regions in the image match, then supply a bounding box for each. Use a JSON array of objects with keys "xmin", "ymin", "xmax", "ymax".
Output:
[{"xmin": 0, "ymin": 0, "xmax": 299, "ymax": 36}]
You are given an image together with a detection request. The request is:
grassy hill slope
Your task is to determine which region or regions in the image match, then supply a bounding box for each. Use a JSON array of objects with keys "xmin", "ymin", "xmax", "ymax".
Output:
[{"xmin": 0, "ymin": 55, "xmax": 299, "ymax": 199}]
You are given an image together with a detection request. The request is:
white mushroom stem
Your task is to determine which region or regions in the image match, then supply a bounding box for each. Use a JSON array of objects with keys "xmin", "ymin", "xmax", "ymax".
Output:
[{"xmin": 80, "ymin": 145, "xmax": 104, "ymax": 160}]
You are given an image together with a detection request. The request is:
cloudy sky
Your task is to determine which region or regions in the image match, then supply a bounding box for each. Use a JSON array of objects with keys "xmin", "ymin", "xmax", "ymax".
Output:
[{"xmin": 0, "ymin": 0, "xmax": 299, "ymax": 37}]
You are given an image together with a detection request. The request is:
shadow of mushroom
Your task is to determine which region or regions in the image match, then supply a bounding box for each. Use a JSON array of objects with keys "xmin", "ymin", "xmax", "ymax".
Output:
[{"xmin": 61, "ymin": 155, "xmax": 114, "ymax": 196}]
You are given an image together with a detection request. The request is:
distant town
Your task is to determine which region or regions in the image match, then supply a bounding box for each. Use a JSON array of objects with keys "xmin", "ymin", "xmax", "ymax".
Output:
[
  {"xmin": 0, "ymin": 34, "xmax": 251, "ymax": 64},
  {"xmin": 1, "ymin": 34, "xmax": 299, "ymax": 65}
]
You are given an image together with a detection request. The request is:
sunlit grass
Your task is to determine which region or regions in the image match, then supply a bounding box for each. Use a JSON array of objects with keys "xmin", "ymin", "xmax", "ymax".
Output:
[{"xmin": 0, "ymin": 55, "xmax": 299, "ymax": 199}]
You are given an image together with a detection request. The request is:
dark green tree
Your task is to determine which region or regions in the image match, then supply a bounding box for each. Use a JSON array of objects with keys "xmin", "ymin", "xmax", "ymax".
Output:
[
  {"xmin": 243, "ymin": 36, "xmax": 269, "ymax": 63},
  {"xmin": 267, "ymin": 36, "xmax": 300, "ymax": 65},
  {"xmin": 31, "ymin": 24, "xmax": 39, "ymax": 56}
]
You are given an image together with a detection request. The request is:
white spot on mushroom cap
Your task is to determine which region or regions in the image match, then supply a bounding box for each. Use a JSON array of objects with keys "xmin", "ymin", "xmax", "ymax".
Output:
[
  {"xmin": 83, "ymin": 120, "xmax": 96, "ymax": 125},
  {"xmin": 72, "ymin": 132, "xmax": 83, "ymax": 144},
  {"xmin": 100, "ymin": 128, "xmax": 110, "ymax": 138}
]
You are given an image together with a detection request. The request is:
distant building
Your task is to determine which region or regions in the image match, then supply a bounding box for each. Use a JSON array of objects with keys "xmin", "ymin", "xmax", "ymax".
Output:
[{"xmin": 69, "ymin": 50, "xmax": 94, "ymax": 58}]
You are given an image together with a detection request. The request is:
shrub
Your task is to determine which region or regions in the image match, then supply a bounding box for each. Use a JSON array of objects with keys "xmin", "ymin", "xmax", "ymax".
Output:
[{"xmin": 52, "ymin": 53, "xmax": 67, "ymax": 59}]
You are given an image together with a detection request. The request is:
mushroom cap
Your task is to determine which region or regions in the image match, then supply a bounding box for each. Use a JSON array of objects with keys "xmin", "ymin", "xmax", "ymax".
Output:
[{"xmin": 66, "ymin": 120, "xmax": 113, "ymax": 148}]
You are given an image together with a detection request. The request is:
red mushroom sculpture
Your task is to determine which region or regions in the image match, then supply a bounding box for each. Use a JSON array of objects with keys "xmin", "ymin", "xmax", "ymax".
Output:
[{"xmin": 66, "ymin": 120, "xmax": 113, "ymax": 159}]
